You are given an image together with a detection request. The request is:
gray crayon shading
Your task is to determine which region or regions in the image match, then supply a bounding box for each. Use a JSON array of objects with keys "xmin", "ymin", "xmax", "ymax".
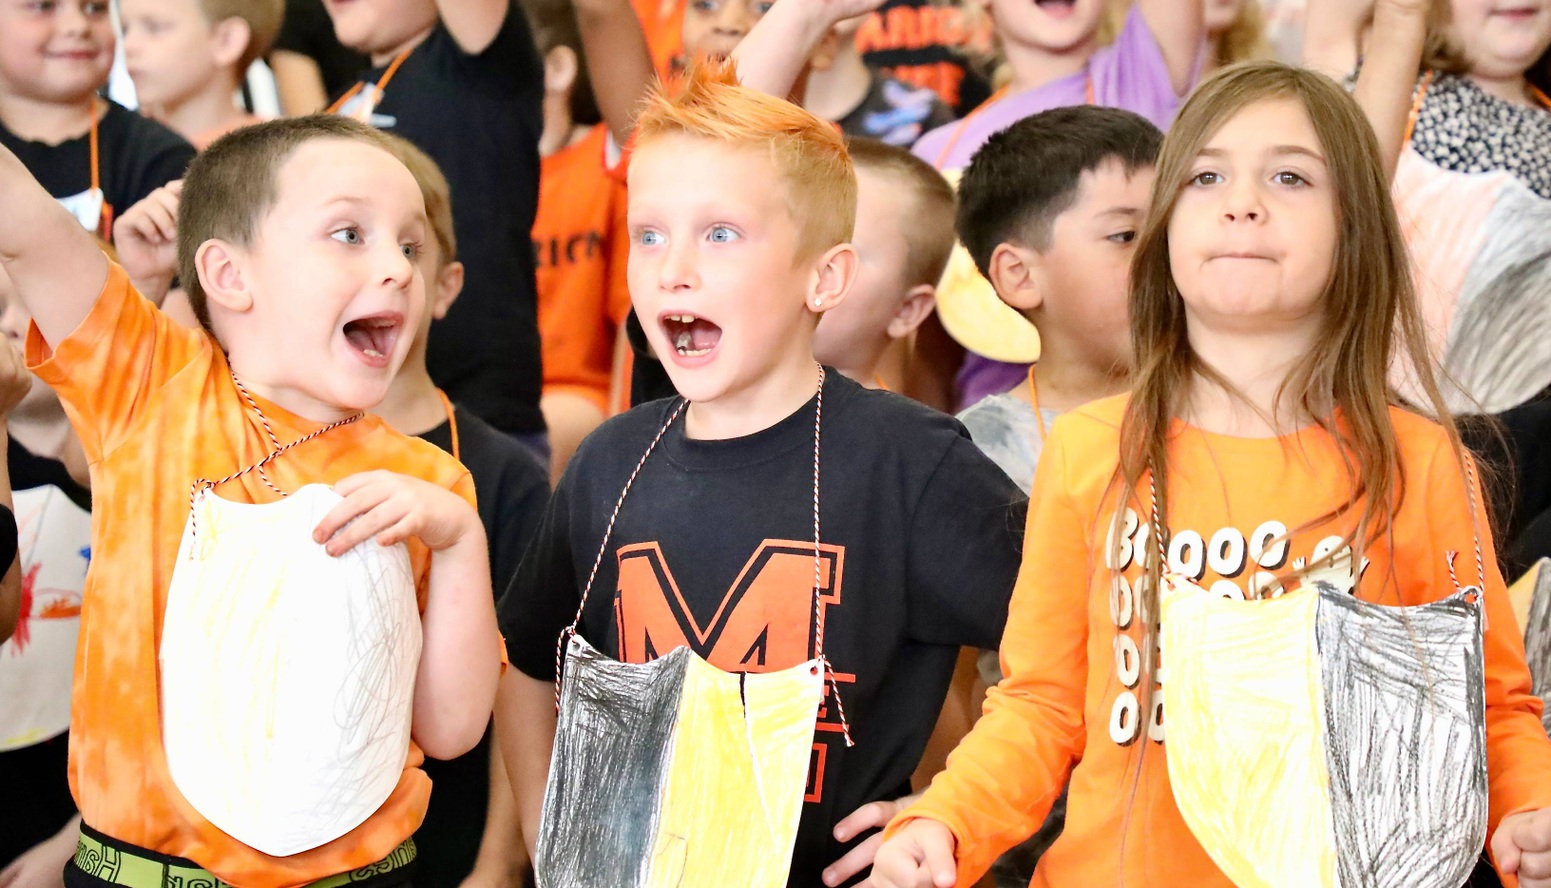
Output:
[
  {"xmin": 1315, "ymin": 584, "xmax": 1487, "ymax": 888},
  {"xmin": 1524, "ymin": 560, "xmax": 1551, "ymax": 737},
  {"xmin": 536, "ymin": 637, "xmax": 691, "ymax": 888}
]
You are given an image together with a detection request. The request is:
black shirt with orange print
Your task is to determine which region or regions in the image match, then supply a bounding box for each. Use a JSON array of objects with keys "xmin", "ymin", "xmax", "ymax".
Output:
[
  {"xmin": 855, "ymin": 0, "xmax": 991, "ymax": 115},
  {"xmin": 500, "ymin": 370, "xmax": 1025, "ymax": 886}
]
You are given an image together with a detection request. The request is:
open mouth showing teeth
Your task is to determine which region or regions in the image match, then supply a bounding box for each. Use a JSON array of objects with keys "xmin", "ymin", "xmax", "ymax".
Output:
[
  {"xmin": 661, "ymin": 313, "xmax": 722, "ymax": 358},
  {"xmin": 343, "ymin": 315, "xmax": 400, "ymax": 360}
]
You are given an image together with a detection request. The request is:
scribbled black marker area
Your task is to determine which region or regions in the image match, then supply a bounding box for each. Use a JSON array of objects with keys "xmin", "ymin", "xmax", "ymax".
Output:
[
  {"xmin": 1315, "ymin": 584, "xmax": 1487, "ymax": 888},
  {"xmin": 1524, "ymin": 562, "xmax": 1551, "ymax": 738},
  {"xmin": 537, "ymin": 638, "xmax": 690, "ymax": 888}
]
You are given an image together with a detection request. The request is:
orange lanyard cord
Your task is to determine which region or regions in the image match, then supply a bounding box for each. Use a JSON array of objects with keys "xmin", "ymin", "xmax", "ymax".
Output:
[
  {"xmin": 1402, "ymin": 69, "xmax": 1436, "ymax": 145},
  {"xmin": 326, "ymin": 50, "xmax": 411, "ymax": 115},
  {"xmin": 435, "ymin": 389, "xmax": 460, "ymax": 461},
  {"xmin": 1025, "ymin": 364, "xmax": 1047, "ymax": 445},
  {"xmin": 87, "ymin": 100, "xmax": 112, "ymax": 240}
]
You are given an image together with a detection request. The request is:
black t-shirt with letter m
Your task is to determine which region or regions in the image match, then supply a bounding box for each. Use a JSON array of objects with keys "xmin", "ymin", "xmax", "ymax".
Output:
[{"xmin": 501, "ymin": 370, "xmax": 1026, "ymax": 886}]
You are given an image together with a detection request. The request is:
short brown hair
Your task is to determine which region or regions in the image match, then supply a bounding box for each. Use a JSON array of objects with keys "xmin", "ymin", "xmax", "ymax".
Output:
[
  {"xmin": 634, "ymin": 60, "xmax": 856, "ymax": 259},
  {"xmin": 845, "ymin": 137, "xmax": 955, "ymax": 288},
  {"xmin": 379, "ymin": 134, "xmax": 456, "ymax": 267},
  {"xmin": 200, "ymin": 0, "xmax": 285, "ymax": 72},
  {"xmin": 179, "ymin": 115, "xmax": 405, "ymax": 333}
]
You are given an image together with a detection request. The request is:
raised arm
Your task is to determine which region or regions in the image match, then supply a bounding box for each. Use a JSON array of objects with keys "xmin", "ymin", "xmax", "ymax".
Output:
[
  {"xmin": 573, "ymin": 0, "xmax": 655, "ymax": 143},
  {"xmin": 1303, "ymin": 0, "xmax": 1373, "ymax": 81},
  {"xmin": 0, "ymin": 143, "xmax": 109, "ymax": 350},
  {"xmin": 0, "ymin": 338, "xmax": 24, "ymax": 644},
  {"xmin": 437, "ymin": 0, "xmax": 512, "ymax": 55},
  {"xmin": 731, "ymin": 0, "xmax": 884, "ymax": 99},
  {"xmin": 1349, "ymin": 0, "xmax": 1428, "ymax": 181},
  {"xmin": 1137, "ymin": 0, "xmax": 1205, "ymax": 96}
]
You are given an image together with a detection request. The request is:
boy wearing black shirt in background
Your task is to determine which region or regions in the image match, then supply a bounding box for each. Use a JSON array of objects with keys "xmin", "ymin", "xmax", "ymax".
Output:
[
  {"xmin": 496, "ymin": 64, "xmax": 1024, "ymax": 888},
  {"xmin": 327, "ymin": 0, "xmax": 548, "ymax": 453},
  {"xmin": 0, "ymin": 0, "xmax": 192, "ymax": 244}
]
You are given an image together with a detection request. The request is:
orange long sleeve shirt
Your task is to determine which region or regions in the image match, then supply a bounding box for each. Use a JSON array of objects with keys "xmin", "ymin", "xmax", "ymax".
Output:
[{"xmin": 891, "ymin": 395, "xmax": 1551, "ymax": 886}]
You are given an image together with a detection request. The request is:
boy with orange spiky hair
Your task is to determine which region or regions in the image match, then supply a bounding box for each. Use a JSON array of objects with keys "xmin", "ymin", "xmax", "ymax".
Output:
[{"xmin": 495, "ymin": 62, "xmax": 1026, "ymax": 888}]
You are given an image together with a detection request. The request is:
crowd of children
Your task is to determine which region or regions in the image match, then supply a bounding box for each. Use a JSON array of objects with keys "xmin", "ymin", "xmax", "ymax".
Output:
[{"xmin": 2, "ymin": 0, "xmax": 1551, "ymax": 886}]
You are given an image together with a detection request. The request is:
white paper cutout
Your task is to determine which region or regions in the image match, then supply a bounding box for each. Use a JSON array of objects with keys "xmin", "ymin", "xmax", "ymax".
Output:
[
  {"xmin": 0, "ymin": 485, "xmax": 92, "ymax": 751},
  {"xmin": 159, "ymin": 484, "xmax": 420, "ymax": 856}
]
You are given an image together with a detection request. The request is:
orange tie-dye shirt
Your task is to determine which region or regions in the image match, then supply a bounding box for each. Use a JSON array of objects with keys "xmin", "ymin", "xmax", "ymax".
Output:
[{"xmin": 26, "ymin": 263, "xmax": 476, "ymax": 888}]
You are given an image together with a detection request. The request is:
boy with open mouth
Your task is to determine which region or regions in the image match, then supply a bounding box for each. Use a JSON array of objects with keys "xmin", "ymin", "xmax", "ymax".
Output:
[{"xmin": 497, "ymin": 62, "xmax": 1027, "ymax": 888}]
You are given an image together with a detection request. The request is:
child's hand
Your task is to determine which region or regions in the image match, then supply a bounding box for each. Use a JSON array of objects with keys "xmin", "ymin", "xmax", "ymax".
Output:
[
  {"xmin": 805, "ymin": 0, "xmax": 886, "ymax": 27},
  {"xmin": 0, "ymin": 339, "xmax": 31, "ymax": 423},
  {"xmin": 1494, "ymin": 808, "xmax": 1551, "ymax": 887},
  {"xmin": 112, "ymin": 181, "xmax": 182, "ymax": 303},
  {"xmin": 866, "ymin": 818, "xmax": 956, "ymax": 888},
  {"xmin": 313, "ymin": 471, "xmax": 480, "ymax": 556},
  {"xmin": 824, "ymin": 795, "xmax": 919, "ymax": 886}
]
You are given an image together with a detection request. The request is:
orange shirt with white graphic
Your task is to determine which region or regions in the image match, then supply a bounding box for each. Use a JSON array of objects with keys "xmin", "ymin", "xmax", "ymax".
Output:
[
  {"xmin": 889, "ymin": 394, "xmax": 1551, "ymax": 886},
  {"xmin": 27, "ymin": 263, "xmax": 476, "ymax": 888}
]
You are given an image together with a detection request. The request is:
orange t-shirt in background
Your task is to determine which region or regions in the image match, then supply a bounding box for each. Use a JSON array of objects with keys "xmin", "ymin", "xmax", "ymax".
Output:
[
  {"xmin": 534, "ymin": 124, "xmax": 632, "ymax": 414},
  {"xmin": 632, "ymin": 0, "xmax": 685, "ymax": 78},
  {"xmin": 891, "ymin": 395, "xmax": 1551, "ymax": 886},
  {"xmin": 27, "ymin": 263, "xmax": 477, "ymax": 888}
]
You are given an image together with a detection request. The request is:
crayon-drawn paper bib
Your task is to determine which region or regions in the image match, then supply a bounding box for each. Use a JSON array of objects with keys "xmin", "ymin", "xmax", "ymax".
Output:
[
  {"xmin": 159, "ymin": 483, "xmax": 420, "ymax": 857},
  {"xmin": 1161, "ymin": 575, "xmax": 1340, "ymax": 886},
  {"xmin": 1161, "ymin": 571, "xmax": 1486, "ymax": 888},
  {"xmin": 0, "ymin": 485, "xmax": 92, "ymax": 751},
  {"xmin": 537, "ymin": 635, "xmax": 823, "ymax": 888}
]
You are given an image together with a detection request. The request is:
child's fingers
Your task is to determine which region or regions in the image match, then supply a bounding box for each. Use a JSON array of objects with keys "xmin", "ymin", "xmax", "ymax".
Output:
[
  {"xmin": 312, "ymin": 483, "xmax": 395, "ymax": 546},
  {"xmin": 921, "ymin": 836, "xmax": 956, "ymax": 888},
  {"xmin": 822, "ymin": 833, "xmax": 883, "ymax": 885},
  {"xmin": 332, "ymin": 470, "xmax": 396, "ymax": 499},
  {"xmin": 1494, "ymin": 822, "xmax": 1524, "ymax": 873},
  {"xmin": 1519, "ymin": 810, "xmax": 1551, "ymax": 853},
  {"xmin": 374, "ymin": 515, "xmax": 421, "ymax": 549},
  {"xmin": 1519, "ymin": 851, "xmax": 1551, "ymax": 887},
  {"xmin": 321, "ymin": 504, "xmax": 405, "ymax": 556},
  {"xmin": 864, "ymin": 846, "xmax": 928, "ymax": 888},
  {"xmin": 142, "ymin": 199, "xmax": 178, "ymax": 242},
  {"xmin": 834, "ymin": 800, "xmax": 898, "ymax": 841}
]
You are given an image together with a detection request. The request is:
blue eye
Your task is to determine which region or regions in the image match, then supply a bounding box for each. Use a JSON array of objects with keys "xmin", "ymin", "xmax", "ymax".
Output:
[
  {"xmin": 708, "ymin": 225, "xmax": 738, "ymax": 243},
  {"xmin": 639, "ymin": 230, "xmax": 664, "ymax": 247},
  {"xmin": 331, "ymin": 227, "xmax": 362, "ymax": 246},
  {"xmin": 401, "ymin": 242, "xmax": 421, "ymax": 260}
]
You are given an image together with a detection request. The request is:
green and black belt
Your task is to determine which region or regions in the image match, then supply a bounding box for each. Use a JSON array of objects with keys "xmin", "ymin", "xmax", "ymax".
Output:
[{"xmin": 74, "ymin": 823, "xmax": 416, "ymax": 888}]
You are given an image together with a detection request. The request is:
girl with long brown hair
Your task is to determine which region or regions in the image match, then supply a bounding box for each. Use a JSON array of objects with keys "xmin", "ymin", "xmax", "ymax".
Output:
[{"xmin": 867, "ymin": 51, "xmax": 1551, "ymax": 888}]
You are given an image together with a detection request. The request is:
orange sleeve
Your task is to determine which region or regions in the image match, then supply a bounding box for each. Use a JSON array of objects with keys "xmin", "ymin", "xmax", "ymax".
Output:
[
  {"xmin": 1422, "ymin": 444, "xmax": 1551, "ymax": 870},
  {"xmin": 884, "ymin": 415, "xmax": 1092, "ymax": 884},
  {"xmin": 25, "ymin": 261, "xmax": 209, "ymax": 464}
]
